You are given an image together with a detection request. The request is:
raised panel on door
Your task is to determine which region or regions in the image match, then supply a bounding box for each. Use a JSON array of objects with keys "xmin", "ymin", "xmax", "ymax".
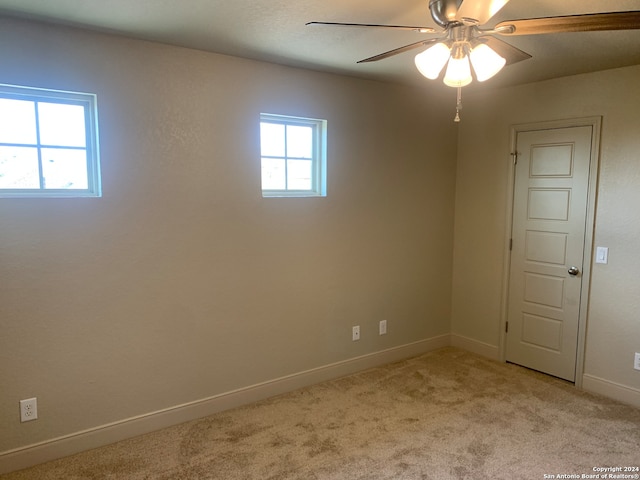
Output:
[{"xmin": 525, "ymin": 231, "xmax": 568, "ymax": 265}]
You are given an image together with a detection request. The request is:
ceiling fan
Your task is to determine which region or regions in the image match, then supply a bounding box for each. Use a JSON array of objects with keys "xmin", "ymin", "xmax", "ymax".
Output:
[{"xmin": 308, "ymin": 0, "xmax": 640, "ymax": 121}]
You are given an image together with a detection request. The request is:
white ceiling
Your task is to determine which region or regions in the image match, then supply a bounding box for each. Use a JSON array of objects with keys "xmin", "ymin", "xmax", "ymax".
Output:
[{"xmin": 1, "ymin": 0, "xmax": 639, "ymax": 91}]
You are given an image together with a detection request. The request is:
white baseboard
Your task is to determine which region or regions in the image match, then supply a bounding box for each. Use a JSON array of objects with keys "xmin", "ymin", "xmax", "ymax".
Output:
[
  {"xmin": 582, "ymin": 374, "xmax": 640, "ymax": 409},
  {"xmin": 450, "ymin": 334, "xmax": 500, "ymax": 360},
  {"xmin": 0, "ymin": 334, "xmax": 451, "ymax": 475}
]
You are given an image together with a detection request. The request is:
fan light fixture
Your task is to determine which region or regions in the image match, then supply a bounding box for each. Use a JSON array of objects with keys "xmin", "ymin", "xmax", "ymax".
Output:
[
  {"xmin": 414, "ymin": 38, "xmax": 506, "ymax": 122},
  {"xmin": 308, "ymin": 3, "xmax": 640, "ymax": 122},
  {"xmin": 414, "ymin": 41, "xmax": 505, "ymax": 86}
]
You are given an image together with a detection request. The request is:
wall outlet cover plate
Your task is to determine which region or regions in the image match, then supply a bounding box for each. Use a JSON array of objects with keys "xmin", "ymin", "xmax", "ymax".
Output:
[{"xmin": 20, "ymin": 398, "xmax": 38, "ymax": 422}]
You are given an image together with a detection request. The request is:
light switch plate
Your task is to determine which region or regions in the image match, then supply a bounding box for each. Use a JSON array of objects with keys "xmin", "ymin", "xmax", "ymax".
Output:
[
  {"xmin": 379, "ymin": 320, "xmax": 387, "ymax": 335},
  {"xmin": 595, "ymin": 246, "xmax": 608, "ymax": 264}
]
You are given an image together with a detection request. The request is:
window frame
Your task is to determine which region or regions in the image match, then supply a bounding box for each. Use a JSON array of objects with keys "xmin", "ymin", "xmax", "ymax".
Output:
[
  {"xmin": 260, "ymin": 113, "xmax": 327, "ymax": 198},
  {"xmin": 0, "ymin": 83, "xmax": 101, "ymax": 198}
]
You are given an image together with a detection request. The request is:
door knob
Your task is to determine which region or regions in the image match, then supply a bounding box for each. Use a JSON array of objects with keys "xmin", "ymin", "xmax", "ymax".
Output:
[{"xmin": 567, "ymin": 266, "xmax": 580, "ymax": 276}]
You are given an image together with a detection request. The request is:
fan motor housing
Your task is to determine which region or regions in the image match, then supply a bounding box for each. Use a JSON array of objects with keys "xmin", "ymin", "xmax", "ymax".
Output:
[{"xmin": 429, "ymin": 0, "xmax": 464, "ymax": 27}]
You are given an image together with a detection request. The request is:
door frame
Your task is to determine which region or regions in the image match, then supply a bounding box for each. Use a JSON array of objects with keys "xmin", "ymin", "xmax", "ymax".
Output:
[{"xmin": 498, "ymin": 117, "xmax": 602, "ymax": 388}]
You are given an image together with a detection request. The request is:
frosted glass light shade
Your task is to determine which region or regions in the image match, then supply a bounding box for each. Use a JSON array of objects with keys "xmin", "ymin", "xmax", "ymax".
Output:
[
  {"xmin": 414, "ymin": 43, "xmax": 450, "ymax": 79},
  {"xmin": 470, "ymin": 44, "xmax": 506, "ymax": 82},
  {"xmin": 443, "ymin": 56, "xmax": 472, "ymax": 87}
]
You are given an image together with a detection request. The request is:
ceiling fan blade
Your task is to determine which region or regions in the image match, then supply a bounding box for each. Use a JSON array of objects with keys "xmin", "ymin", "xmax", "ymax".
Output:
[
  {"xmin": 357, "ymin": 38, "xmax": 442, "ymax": 63},
  {"xmin": 455, "ymin": 0, "xmax": 511, "ymax": 25},
  {"xmin": 482, "ymin": 36, "xmax": 532, "ymax": 65},
  {"xmin": 306, "ymin": 21, "xmax": 437, "ymax": 33},
  {"xmin": 494, "ymin": 11, "xmax": 640, "ymax": 35}
]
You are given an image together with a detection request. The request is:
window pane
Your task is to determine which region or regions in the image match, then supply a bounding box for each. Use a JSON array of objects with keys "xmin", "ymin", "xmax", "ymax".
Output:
[
  {"xmin": 38, "ymin": 103, "xmax": 86, "ymax": 147},
  {"xmin": 261, "ymin": 157, "xmax": 286, "ymax": 190},
  {"xmin": 260, "ymin": 113, "xmax": 326, "ymax": 197},
  {"xmin": 260, "ymin": 122, "xmax": 285, "ymax": 157},
  {"xmin": 287, "ymin": 159, "xmax": 312, "ymax": 190},
  {"xmin": 0, "ymin": 146, "xmax": 40, "ymax": 188},
  {"xmin": 41, "ymin": 148, "xmax": 88, "ymax": 189},
  {"xmin": 0, "ymin": 99, "xmax": 37, "ymax": 144},
  {"xmin": 286, "ymin": 125, "xmax": 312, "ymax": 159}
]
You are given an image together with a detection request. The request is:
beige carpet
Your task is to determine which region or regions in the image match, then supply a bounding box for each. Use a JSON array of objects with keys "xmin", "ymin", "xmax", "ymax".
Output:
[{"xmin": 3, "ymin": 347, "xmax": 640, "ymax": 479}]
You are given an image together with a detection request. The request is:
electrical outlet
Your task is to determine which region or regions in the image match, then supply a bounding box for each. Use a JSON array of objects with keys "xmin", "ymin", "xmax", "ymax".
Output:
[
  {"xmin": 634, "ymin": 352, "xmax": 640, "ymax": 371},
  {"xmin": 352, "ymin": 325, "xmax": 360, "ymax": 341},
  {"xmin": 20, "ymin": 398, "xmax": 38, "ymax": 422},
  {"xmin": 379, "ymin": 320, "xmax": 387, "ymax": 335}
]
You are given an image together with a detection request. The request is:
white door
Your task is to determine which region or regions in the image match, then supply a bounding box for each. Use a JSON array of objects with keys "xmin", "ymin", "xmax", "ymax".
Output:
[{"xmin": 506, "ymin": 125, "xmax": 594, "ymax": 382}]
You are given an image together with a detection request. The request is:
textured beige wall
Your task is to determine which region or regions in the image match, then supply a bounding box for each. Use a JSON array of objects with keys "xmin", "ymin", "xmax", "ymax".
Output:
[
  {"xmin": 452, "ymin": 64, "xmax": 640, "ymax": 391},
  {"xmin": 0, "ymin": 18, "xmax": 457, "ymax": 453}
]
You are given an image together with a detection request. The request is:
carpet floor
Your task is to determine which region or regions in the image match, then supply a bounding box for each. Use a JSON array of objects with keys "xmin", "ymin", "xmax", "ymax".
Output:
[{"xmin": 3, "ymin": 347, "xmax": 640, "ymax": 479}]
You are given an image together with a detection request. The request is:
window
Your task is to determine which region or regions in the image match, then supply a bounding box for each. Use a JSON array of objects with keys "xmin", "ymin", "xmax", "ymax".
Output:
[
  {"xmin": 260, "ymin": 113, "xmax": 326, "ymax": 197},
  {"xmin": 0, "ymin": 84, "xmax": 101, "ymax": 198}
]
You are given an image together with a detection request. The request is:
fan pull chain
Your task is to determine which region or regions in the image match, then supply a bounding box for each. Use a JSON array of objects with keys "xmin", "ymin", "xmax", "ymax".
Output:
[{"xmin": 454, "ymin": 87, "xmax": 462, "ymax": 123}]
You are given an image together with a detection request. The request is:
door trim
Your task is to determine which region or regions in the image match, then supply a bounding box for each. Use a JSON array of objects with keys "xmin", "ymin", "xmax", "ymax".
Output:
[{"xmin": 499, "ymin": 117, "xmax": 602, "ymax": 388}]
